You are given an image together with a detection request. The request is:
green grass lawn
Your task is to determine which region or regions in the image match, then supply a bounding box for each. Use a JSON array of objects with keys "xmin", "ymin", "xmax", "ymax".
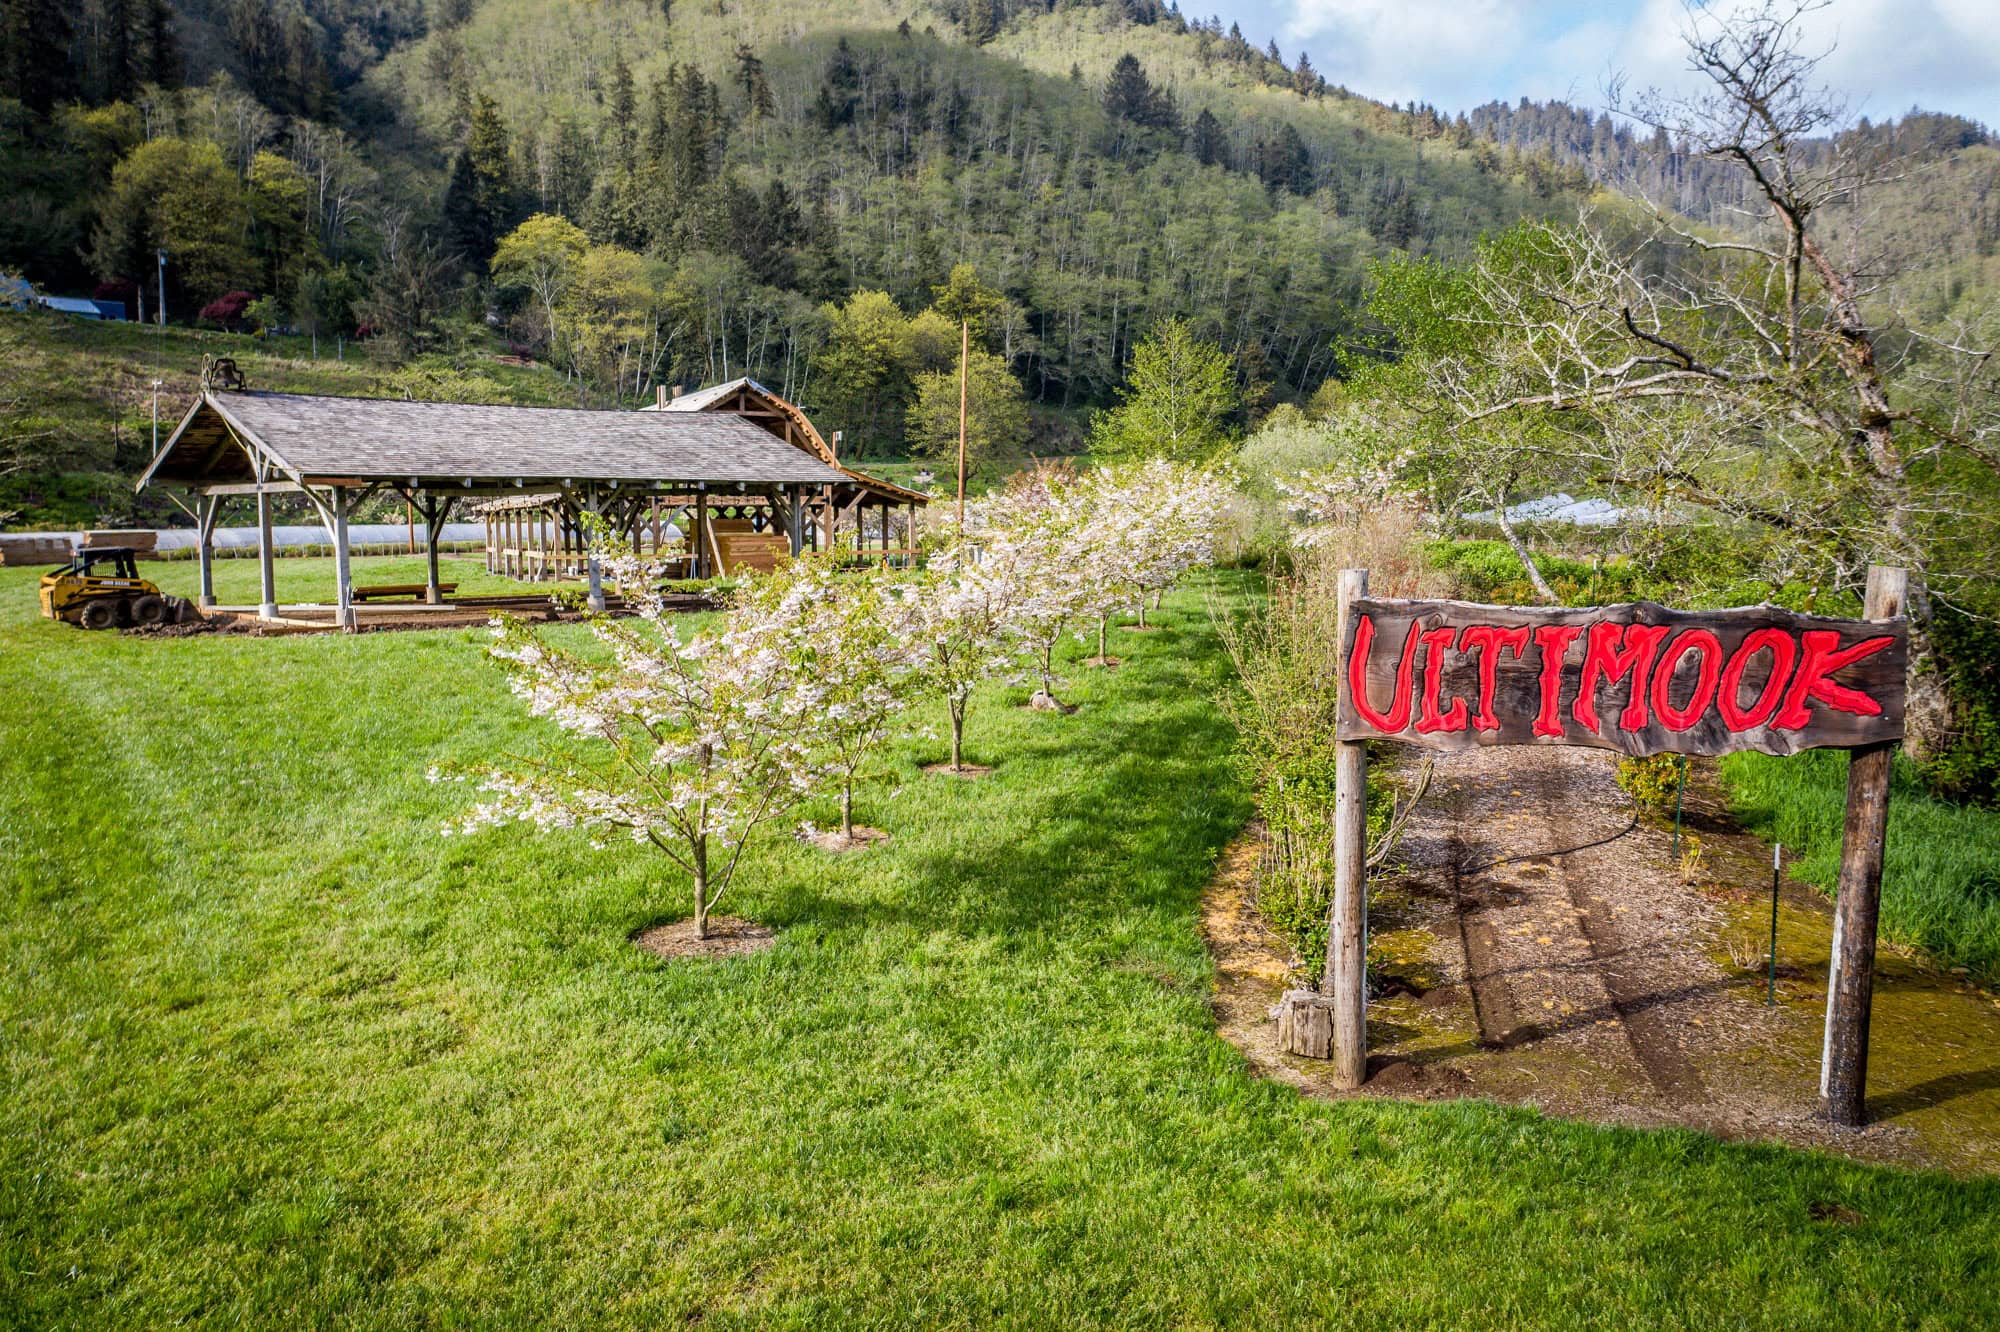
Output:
[
  {"xmin": 2, "ymin": 563, "xmax": 1998, "ymax": 1328},
  {"xmin": 1724, "ymin": 749, "xmax": 2000, "ymax": 986},
  {"xmin": 134, "ymin": 552, "xmax": 526, "ymax": 606}
]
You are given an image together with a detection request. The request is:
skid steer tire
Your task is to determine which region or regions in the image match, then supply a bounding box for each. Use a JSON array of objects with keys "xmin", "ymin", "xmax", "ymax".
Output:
[
  {"xmin": 130, "ymin": 594, "xmax": 167, "ymax": 626},
  {"xmin": 79, "ymin": 600, "xmax": 117, "ymax": 630}
]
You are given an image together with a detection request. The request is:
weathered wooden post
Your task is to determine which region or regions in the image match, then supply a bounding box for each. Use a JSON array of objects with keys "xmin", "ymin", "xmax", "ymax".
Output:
[
  {"xmin": 422, "ymin": 495, "xmax": 445, "ymax": 605},
  {"xmin": 195, "ymin": 493, "xmax": 219, "ymax": 608},
  {"xmin": 585, "ymin": 488, "xmax": 607, "ymax": 613},
  {"xmin": 1820, "ymin": 565, "xmax": 1906, "ymax": 1126},
  {"xmin": 332, "ymin": 485, "xmax": 356, "ymax": 632},
  {"xmin": 255, "ymin": 485, "xmax": 278, "ymax": 620},
  {"xmin": 1277, "ymin": 567, "xmax": 1370, "ymax": 1088}
]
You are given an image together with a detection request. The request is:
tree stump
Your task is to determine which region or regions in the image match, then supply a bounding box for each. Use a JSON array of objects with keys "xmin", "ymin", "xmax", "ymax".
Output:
[{"xmin": 1277, "ymin": 990, "xmax": 1341, "ymax": 1060}]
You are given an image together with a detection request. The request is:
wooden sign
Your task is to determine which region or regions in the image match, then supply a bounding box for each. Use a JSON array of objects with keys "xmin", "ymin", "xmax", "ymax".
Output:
[{"xmin": 1336, "ymin": 598, "xmax": 1907, "ymax": 758}]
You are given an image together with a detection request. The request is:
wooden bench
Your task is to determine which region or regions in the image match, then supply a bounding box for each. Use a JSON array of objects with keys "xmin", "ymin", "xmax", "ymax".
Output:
[
  {"xmin": 710, "ymin": 534, "xmax": 790, "ymax": 575},
  {"xmin": 351, "ymin": 582, "xmax": 458, "ymax": 603}
]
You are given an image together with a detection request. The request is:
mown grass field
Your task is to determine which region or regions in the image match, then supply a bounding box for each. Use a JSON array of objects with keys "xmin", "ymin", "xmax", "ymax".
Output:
[{"xmin": 3, "ymin": 561, "xmax": 1998, "ymax": 1328}]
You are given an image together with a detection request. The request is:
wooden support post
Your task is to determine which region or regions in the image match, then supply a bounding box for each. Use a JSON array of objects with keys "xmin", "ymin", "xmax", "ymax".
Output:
[
  {"xmin": 1820, "ymin": 564, "xmax": 1907, "ymax": 1127},
  {"xmin": 332, "ymin": 485, "xmax": 356, "ymax": 631},
  {"xmin": 422, "ymin": 495, "xmax": 444, "ymax": 604},
  {"xmin": 195, "ymin": 493, "xmax": 219, "ymax": 608},
  {"xmin": 1279, "ymin": 567, "xmax": 1370, "ymax": 1086},
  {"xmin": 256, "ymin": 486, "xmax": 278, "ymax": 619},
  {"xmin": 787, "ymin": 484, "xmax": 804, "ymax": 557},
  {"xmin": 585, "ymin": 487, "xmax": 606, "ymax": 613},
  {"xmin": 694, "ymin": 487, "xmax": 709, "ymax": 579}
]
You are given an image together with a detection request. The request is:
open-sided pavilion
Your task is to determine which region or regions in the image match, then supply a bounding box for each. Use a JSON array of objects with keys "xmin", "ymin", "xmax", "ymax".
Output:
[{"xmin": 137, "ymin": 384, "xmax": 894, "ymax": 628}]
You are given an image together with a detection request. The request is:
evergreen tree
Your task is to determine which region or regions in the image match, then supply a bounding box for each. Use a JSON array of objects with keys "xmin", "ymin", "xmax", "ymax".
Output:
[
  {"xmin": 734, "ymin": 44, "xmax": 774, "ymax": 118},
  {"xmin": 1190, "ymin": 107, "xmax": 1226, "ymax": 167},
  {"xmin": 607, "ymin": 54, "xmax": 637, "ymax": 172},
  {"xmin": 1292, "ymin": 50, "xmax": 1316, "ymax": 99},
  {"xmin": 441, "ymin": 151, "xmax": 493, "ymax": 266},
  {"xmin": 1, "ymin": 0, "xmax": 78, "ymax": 112},
  {"xmin": 142, "ymin": 0, "xmax": 179, "ymax": 87},
  {"xmin": 1102, "ymin": 53, "xmax": 1154, "ymax": 124},
  {"xmin": 1254, "ymin": 124, "xmax": 1311, "ymax": 195},
  {"xmin": 103, "ymin": 0, "xmax": 134, "ymax": 103},
  {"xmin": 1102, "ymin": 53, "xmax": 1177, "ymax": 132}
]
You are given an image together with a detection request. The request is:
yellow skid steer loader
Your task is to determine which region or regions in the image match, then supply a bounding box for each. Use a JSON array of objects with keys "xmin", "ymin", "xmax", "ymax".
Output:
[{"xmin": 39, "ymin": 547, "xmax": 199, "ymax": 630}]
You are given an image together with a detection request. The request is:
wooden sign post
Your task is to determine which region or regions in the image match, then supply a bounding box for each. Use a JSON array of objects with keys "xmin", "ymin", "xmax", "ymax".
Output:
[{"xmin": 1278, "ymin": 567, "xmax": 1908, "ymax": 1124}]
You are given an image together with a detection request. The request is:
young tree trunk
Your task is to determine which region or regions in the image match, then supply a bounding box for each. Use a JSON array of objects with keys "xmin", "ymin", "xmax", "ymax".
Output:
[
  {"xmin": 1041, "ymin": 641, "xmax": 1056, "ymax": 698},
  {"xmin": 1494, "ymin": 500, "xmax": 1559, "ymax": 605},
  {"xmin": 692, "ymin": 834, "xmax": 710, "ymax": 940},
  {"xmin": 1097, "ymin": 613, "xmax": 1108, "ymax": 659},
  {"xmin": 949, "ymin": 695, "xmax": 967, "ymax": 770},
  {"xmin": 841, "ymin": 779, "xmax": 855, "ymax": 840},
  {"xmin": 1136, "ymin": 598, "xmax": 1148, "ymax": 629}
]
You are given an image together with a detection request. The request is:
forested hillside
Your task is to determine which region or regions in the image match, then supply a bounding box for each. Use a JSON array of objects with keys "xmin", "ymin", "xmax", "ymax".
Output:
[
  {"xmin": 1, "ymin": 0, "xmax": 1589, "ymax": 487},
  {"xmin": 3, "ymin": 0, "xmax": 1995, "ymax": 515}
]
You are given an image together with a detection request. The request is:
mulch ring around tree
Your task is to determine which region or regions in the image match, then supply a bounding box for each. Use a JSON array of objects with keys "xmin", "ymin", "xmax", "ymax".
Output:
[
  {"xmin": 1022, "ymin": 692, "xmax": 1077, "ymax": 714},
  {"xmin": 632, "ymin": 916, "xmax": 776, "ymax": 961},
  {"xmin": 1081, "ymin": 655, "xmax": 1123, "ymax": 669},
  {"xmin": 922, "ymin": 762, "xmax": 994, "ymax": 780},
  {"xmin": 799, "ymin": 825, "xmax": 892, "ymax": 853}
]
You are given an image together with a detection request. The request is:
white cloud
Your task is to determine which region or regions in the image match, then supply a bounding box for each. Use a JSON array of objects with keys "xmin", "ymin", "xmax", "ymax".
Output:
[
  {"xmin": 1279, "ymin": 0, "xmax": 1543, "ymax": 106},
  {"xmin": 1272, "ymin": 0, "xmax": 2000, "ymax": 125}
]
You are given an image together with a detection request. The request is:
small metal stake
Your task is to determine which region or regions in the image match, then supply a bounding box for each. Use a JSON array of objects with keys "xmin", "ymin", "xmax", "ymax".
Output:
[
  {"xmin": 1768, "ymin": 843, "xmax": 1782, "ymax": 1006},
  {"xmin": 1671, "ymin": 754, "xmax": 1688, "ymax": 861}
]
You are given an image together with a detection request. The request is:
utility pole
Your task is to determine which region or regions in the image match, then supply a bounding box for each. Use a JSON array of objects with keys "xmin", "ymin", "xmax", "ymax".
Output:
[
  {"xmin": 957, "ymin": 318, "xmax": 969, "ymax": 530},
  {"xmin": 155, "ymin": 249, "xmax": 167, "ymax": 327},
  {"xmin": 150, "ymin": 379, "xmax": 162, "ymax": 455}
]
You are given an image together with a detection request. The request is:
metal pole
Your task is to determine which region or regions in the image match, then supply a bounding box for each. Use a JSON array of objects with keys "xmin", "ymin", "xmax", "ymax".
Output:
[
  {"xmin": 957, "ymin": 319, "xmax": 968, "ymax": 531},
  {"xmin": 1671, "ymin": 754, "xmax": 1687, "ymax": 862},
  {"xmin": 155, "ymin": 249, "xmax": 166, "ymax": 327},
  {"xmin": 150, "ymin": 380, "xmax": 161, "ymax": 455},
  {"xmin": 1768, "ymin": 842, "xmax": 1782, "ymax": 1007}
]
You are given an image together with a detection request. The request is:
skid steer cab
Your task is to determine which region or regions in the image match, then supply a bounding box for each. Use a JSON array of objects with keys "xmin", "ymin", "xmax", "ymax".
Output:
[{"xmin": 39, "ymin": 547, "xmax": 198, "ymax": 630}]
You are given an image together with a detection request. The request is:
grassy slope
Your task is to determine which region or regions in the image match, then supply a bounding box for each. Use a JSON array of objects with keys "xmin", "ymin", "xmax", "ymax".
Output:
[
  {"xmin": 2, "ymin": 561, "xmax": 1998, "ymax": 1326},
  {"xmin": 1725, "ymin": 750, "xmax": 2000, "ymax": 985}
]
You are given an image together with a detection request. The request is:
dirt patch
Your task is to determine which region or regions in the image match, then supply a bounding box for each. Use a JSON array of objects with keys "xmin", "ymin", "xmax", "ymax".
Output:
[
  {"xmin": 921, "ymin": 762, "xmax": 993, "ymax": 780},
  {"xmin": 1080, "ymin": 655, "xmax": 1123, "ymax": 669},
  {"xmin": 1200, "ymin": 746, "xmax": 2000, "ymax": 1175},
  {"xmin": 632, "ymin": 916, "xmax": 776, "ymax": 961},
  {"xmin": 799, "ymin": 825, "xmax": 891, "ymax": 853},
  {"xmin": 124, "ymin": 616, "xmax": 272, "ymax": 638},
  {"xmin": 1022, "ymin": 692, "xmax": 1077, "ymax": 714}
]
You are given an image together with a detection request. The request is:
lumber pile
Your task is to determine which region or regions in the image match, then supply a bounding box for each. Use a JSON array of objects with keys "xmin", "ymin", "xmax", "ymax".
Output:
[
  {"xmin": 84, "ymin": 530, "xmax": 159, "ymax": 559},
  {"xmin": 0, "ymin": 535, "xmax": 75, "ymax": 567}
]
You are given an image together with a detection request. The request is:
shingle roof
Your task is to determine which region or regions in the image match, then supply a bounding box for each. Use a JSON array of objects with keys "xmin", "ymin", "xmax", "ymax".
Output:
[{"xmin": 142, "ymin": 391, "xmax": 849, "ymax": 488}]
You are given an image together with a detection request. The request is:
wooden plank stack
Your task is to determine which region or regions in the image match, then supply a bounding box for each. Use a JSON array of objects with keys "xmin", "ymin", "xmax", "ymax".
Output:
[
  {"xmin": 0, "ymin": 535, "xmax": 75, "ymax": 567},
  {"xmin": 84, "ymin": 530, "xmax": 160, "ymax": 559}
]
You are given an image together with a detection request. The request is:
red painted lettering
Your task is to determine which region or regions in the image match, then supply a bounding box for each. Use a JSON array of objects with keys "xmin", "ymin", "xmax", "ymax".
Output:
[
  {"xmin": 1415, "ymin": 626, "xmax": 1470, "ymax": 734},
  {"xmin": 1717, "ymin": 628, "xmax": 1796, "ymax": 731},
  {"xmin": 1573, "ymin": 622, "xmax": 1671, "ymax": 734},
  {"xmin": 1774, "ymin": 631, "xmax": 1896, "ymax": 729},
  {"xmin": 1459, "ymin": 625, "xmax": 1532, "ymax": 731},
  {"xmin": 1650, "ymin": 629, "xmax": 1723, "ymax": 731},
  {"xmin": 1532, "ymin": 625, "xmax": 1584, "ymax": 737},
  {"xmin": 1347, "ymin": 614, "xmax": 1422, "ymax": 733}
]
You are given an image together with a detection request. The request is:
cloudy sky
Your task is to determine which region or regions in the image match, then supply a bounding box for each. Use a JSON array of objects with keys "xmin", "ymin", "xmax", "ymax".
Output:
[{"xmin": 1196, "ymin": 0, "xmax": 2000, "ymax": 127}]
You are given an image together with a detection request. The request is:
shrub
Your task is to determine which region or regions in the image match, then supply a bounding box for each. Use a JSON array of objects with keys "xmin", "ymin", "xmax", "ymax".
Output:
[
  {"xmin": 198, "ymin": 290, "xmax": 255, "ymax": 329},
  {"xmin": 1616, "ymin": 754, "xmax": 1685, "ymax": 814}
]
